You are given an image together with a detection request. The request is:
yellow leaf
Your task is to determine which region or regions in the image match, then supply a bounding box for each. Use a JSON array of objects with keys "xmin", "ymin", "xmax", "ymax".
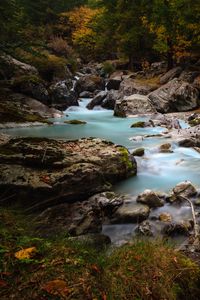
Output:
[{"xmin": 14, "ymin": 247, "xmax": 37, "ymax": 260}]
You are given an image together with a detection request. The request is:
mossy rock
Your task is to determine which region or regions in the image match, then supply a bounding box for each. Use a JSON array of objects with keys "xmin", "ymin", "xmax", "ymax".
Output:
[
  {"xmin": 12, "ymin": 75, "xmax": 44, "ymax": 88},
  {"xmin": 130, "ymin": 121, "xmax": 146, "ymax": 128},
  {"xmin": 64, "ymin": 120, "xmax": 87, "ymax": 125},
  {"xmin": 132, "ymin": 148, "xmax": 145, "ymax": 156},
  {"xmin": 189, "ymin": 118, "xmax": 200, "ymax": 126}
]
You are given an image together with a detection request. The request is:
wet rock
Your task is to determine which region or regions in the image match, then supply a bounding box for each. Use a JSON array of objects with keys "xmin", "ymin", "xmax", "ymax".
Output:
[
  {"xmin": 79, "ymin": 91, "xmax": 93, "ymax": 98},
  {"xmin": 135, "ymin": 220, "xmax": 153, "ymax": 236},
  {"xmin": 172, "ymin": 181, "xmax": 198, "ymax": 198},
  {"xmin": 130, "ymin": 121, "xmax": 147, "ymax": 128},
  {"xmin": 137, "ymin": 189, "xmax": 164, "ymax": 208},
  {"xmin": 88, "ymin": 191, "xmax": 124, "ymax": 217},
  {"xmin": 49, "ymin": 80, "xmax": 78, "ymax": 111},
  {"xmin": 159, "ymin": 213, "xmax": 172, "ymax": 222},
  {"xmin": 159, "ymin": 67, "xmax": 182, "ymax": 84},
  {"xmin": 86, "ymin": 91, "xmax": 107, "ymax": 109},
  {"xmin": 102, "ymin": 90, "xmax": 120, "ymax": 109},
  {"xmin": 0, "ymin": 137, "xmax": 137, "ymax": 210},
  {"xmin": 162, "ymin": 221, "xmax": 192, "ymax": 236},
  {"xmin": 149, "ymin": 113, "xmax": 181, "ymax": 130},
  {"xmin": 64, "ymin": 119, "xmax": 87, "ymax": 125},
  {"xmin": 132, "ymin": 148, "xmax": 145, "ymax": 157},
  {"xmin": 148, "ymin": 79, "xmax": 200, "ymax": 113},
  {"xmin": 159, "ymin": 143, "xmax": 172, "ymax": 153},
  {"xmin": 75, "ymin": 75, "xmax": 105, "ymax": 94},
  {"xmin": 111, "ymin": 201, "xmax": 150, "ymax": 223},
  {"xmin": 114, "ymin": 94, "xmax": 156, "ymax": 117},
  {"xmin": 194, "ymin": 198, "xmax": 200, "ymax": 206},
  {"xmin": 193, "ymin": 75, "xmax": 200, "ymax": 91}
]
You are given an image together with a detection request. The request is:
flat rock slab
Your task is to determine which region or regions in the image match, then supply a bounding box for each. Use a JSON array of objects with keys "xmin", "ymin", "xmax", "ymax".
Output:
[{"xmin": 0, "ymin": 137, "xmax": 137, "ymax": 210}]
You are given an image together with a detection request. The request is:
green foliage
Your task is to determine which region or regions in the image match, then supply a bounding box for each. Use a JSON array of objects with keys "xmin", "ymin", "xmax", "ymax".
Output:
[{"xmin": 102, "ymin": 61, "xmax": 116, "ymax": 75}]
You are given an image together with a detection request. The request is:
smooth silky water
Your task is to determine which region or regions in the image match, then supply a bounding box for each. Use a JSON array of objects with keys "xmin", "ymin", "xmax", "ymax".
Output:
[{"xmin": 2, "ymin": 99, "xmax": 200, "ymax": 244}]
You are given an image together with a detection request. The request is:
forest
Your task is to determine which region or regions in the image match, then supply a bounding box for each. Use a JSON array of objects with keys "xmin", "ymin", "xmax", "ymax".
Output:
[{"xmin": 0, "ymin": 1, "xmax": 200, "ymax": 300}]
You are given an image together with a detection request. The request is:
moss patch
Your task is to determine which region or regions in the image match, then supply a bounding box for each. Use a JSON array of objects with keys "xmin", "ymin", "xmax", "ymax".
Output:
[
  {"xmin": 64, "ymin": 119, "xmax": 87, "ymax": 125},
  {"xmin": 118, "ymin": 146, "xmax": 136, "ymax": 174},
  {"xmin": 131, "ymin": 121, "xmax": 146, "ymax": 128}
]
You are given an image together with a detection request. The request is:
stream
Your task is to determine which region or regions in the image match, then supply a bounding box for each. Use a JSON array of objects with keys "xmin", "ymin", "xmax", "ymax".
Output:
[{"xmin": 2, "ymin": 98, "xmax": 200, "ymax": 244}]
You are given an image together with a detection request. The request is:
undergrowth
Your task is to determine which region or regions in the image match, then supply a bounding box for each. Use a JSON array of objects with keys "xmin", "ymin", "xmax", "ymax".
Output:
[{"xmin": 0, "ymin": 208, "xmax": 200, "ymax": 300}]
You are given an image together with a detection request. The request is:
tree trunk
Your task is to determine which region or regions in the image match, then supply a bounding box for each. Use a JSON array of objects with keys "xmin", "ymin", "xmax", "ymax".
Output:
[{"xmin": 167, "ymin": 38, "xmax": 174, "ymax": 70}]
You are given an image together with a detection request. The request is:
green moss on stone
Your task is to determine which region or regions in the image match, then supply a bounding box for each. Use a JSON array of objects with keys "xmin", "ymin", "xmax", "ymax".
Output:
[
  {"xmin": 130, "ymin": 121, "xmax": 146, "ymax": 128},
  {"xmin": 64, "ymin": 120, "xmax": 87, "ymax": 125},
  {"xmin": 118, "ymin": 147, "xmax": 135, "ymax": 173}
]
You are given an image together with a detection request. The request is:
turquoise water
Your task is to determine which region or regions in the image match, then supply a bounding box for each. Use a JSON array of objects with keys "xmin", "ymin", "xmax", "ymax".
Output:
[{"xmin": 2, "ymin": 99, "xmax": 200, "ymax": 195}]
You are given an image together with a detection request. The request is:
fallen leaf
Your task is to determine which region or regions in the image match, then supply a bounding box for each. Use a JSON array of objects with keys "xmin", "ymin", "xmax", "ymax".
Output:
[
  {"xmin": 15, "ymin": 247, "xmax": 37, "ymax": 260},
  {"xmin": 0, "ymin": 279, "xmax": 7, "ymax": 287},
  {"xmin": 42, "ymin": 279, "xmax": 70, "ymax": 297},
  {"xmin": 91, "ymin": 264, "xmax": 100, "ymax": 273}
]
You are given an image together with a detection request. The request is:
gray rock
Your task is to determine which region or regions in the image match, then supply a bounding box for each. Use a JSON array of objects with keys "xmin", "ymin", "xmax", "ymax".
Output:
[
  {"xmin": 135, "ymin": 220, "xmax": 154, "ymax": 236},
  {"xmin": 107, "ymin": 76, "xmax": 122, "ymax": 90},
  {"xmin": 137, "ymin": 189, "xmax": 164, "ymax": 208},
  {"xmin": 0, "ymin": 137, "xmax": 137, "ymax": 210},
  {"xmin": 111, "ymin": 201, "xmax": 150, "ymax": 223},
  {"xmin": 49, "ymin": 80, "xmax": 78, "ymax": 110},
  {"xmin": 75, "ymin": 75, "xmax": 105, "ymax": 93},
  {"xmin": 114, "ymin": 94, "xmax": 156, "ymax": 117},
  {"xmin": 79, "ymin": 91, "xmax": 93, "ymax": 98},
  {"xmin": 162, "ymin": 221, "xmax": 192, "ymax": 236},
  {"xmin": 12, "ymin": 75, "xmax": 49, "ymax": 104},
  {"xmin": 148, "ymin": 79, "xmax": 200, "ymax": 113},
  {"xmin": 159, "ymin": 67, "xmax": 182, "ymax": 84},
  {"xmin": 0, "ymin": 55, "xmax": 38, "ymax": 79},
  {"xmin": 119, "ymin": 78, "xmax": 158, "ymax": 96},
  {"xmin": 172, "ymin": 181, "xmax": 197, "ymax": 198},
  {"xmin": 102, "ymin": 90, "xmax": 120, "ymax": 109},
  {"xmin": 86, "ymin": 91, "xmax": 107, "ymax": 110}
]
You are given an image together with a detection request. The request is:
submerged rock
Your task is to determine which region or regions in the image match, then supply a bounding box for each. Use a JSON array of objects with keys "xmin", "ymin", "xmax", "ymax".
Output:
[
  {"xmin": 64, "ymin": 119, "xmax": 87, "ymax": 125},
  {"xmin": 132, "ymin": 148, "xmax": 145, "ymax": 157},
  {"xmin": 86, "ymin": 91, "xmax": 107, "ymax": 110},
  {"xmin": 0, "ymin": 137, "xmax": 137, "ymax": 210}
]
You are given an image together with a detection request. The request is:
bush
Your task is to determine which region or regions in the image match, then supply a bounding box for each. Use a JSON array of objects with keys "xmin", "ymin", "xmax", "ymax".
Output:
[
  {"xmin": 48, "ymin": 36, "xmax": 74, "ymax": 57},
  {"xmin": 102, "ymin": 61, "xmax": 116, "ymax": 75}
]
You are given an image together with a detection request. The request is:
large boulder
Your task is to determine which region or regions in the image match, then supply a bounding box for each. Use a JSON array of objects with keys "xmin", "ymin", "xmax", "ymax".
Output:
[
  {"xmin": 12, "ymin": 75, "xmax": 49, "ymax": 104},
  {"xmin": 106, "ymin": 72, "xmax": 123, "ymax": 90},
  {"xmin": 148, "ymin": 79, "xmax": 200, "ymax": 113},
  {"xmin": 49, "ymin": 80, "xmax": 78, "ymax": 110},
  {"xmin": 86, "ymin": 91, "xmax": 107, "ymax": 110},
  {"xmin": 75, "ymin": 75, "xmax": 105, "ymax": 94},
  {"xmin": 114, "ymin": 94, "xmax": 156, "ymax": 117},
  {"xmin": 119, "ymin": 78, "xmax": 158, "ymax": 96},
  {"xmin": 102, "ymin": 90, "xmax": 120, "ymax": 110},
  {"xmin": 0, "ymin": 55, "xmax": 38, "ymax": 79},
  {"xmin": 0, "ymin": 137, "xmax": 137, "ymax": 210},
  {"xmin": 159, "ymin": 67, "xmax": 182, "ymax": 84}
]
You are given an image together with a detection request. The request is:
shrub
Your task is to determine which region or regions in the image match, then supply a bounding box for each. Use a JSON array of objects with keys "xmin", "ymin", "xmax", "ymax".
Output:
[{"xmin": 102, "ymin": 61, "xmax": 116, "ymax": 75}]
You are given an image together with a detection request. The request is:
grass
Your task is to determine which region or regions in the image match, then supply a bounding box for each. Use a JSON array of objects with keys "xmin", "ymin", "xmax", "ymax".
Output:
[{"xmin": 0, "ymin": 208, "xmax": 200, "ymax": 300}]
